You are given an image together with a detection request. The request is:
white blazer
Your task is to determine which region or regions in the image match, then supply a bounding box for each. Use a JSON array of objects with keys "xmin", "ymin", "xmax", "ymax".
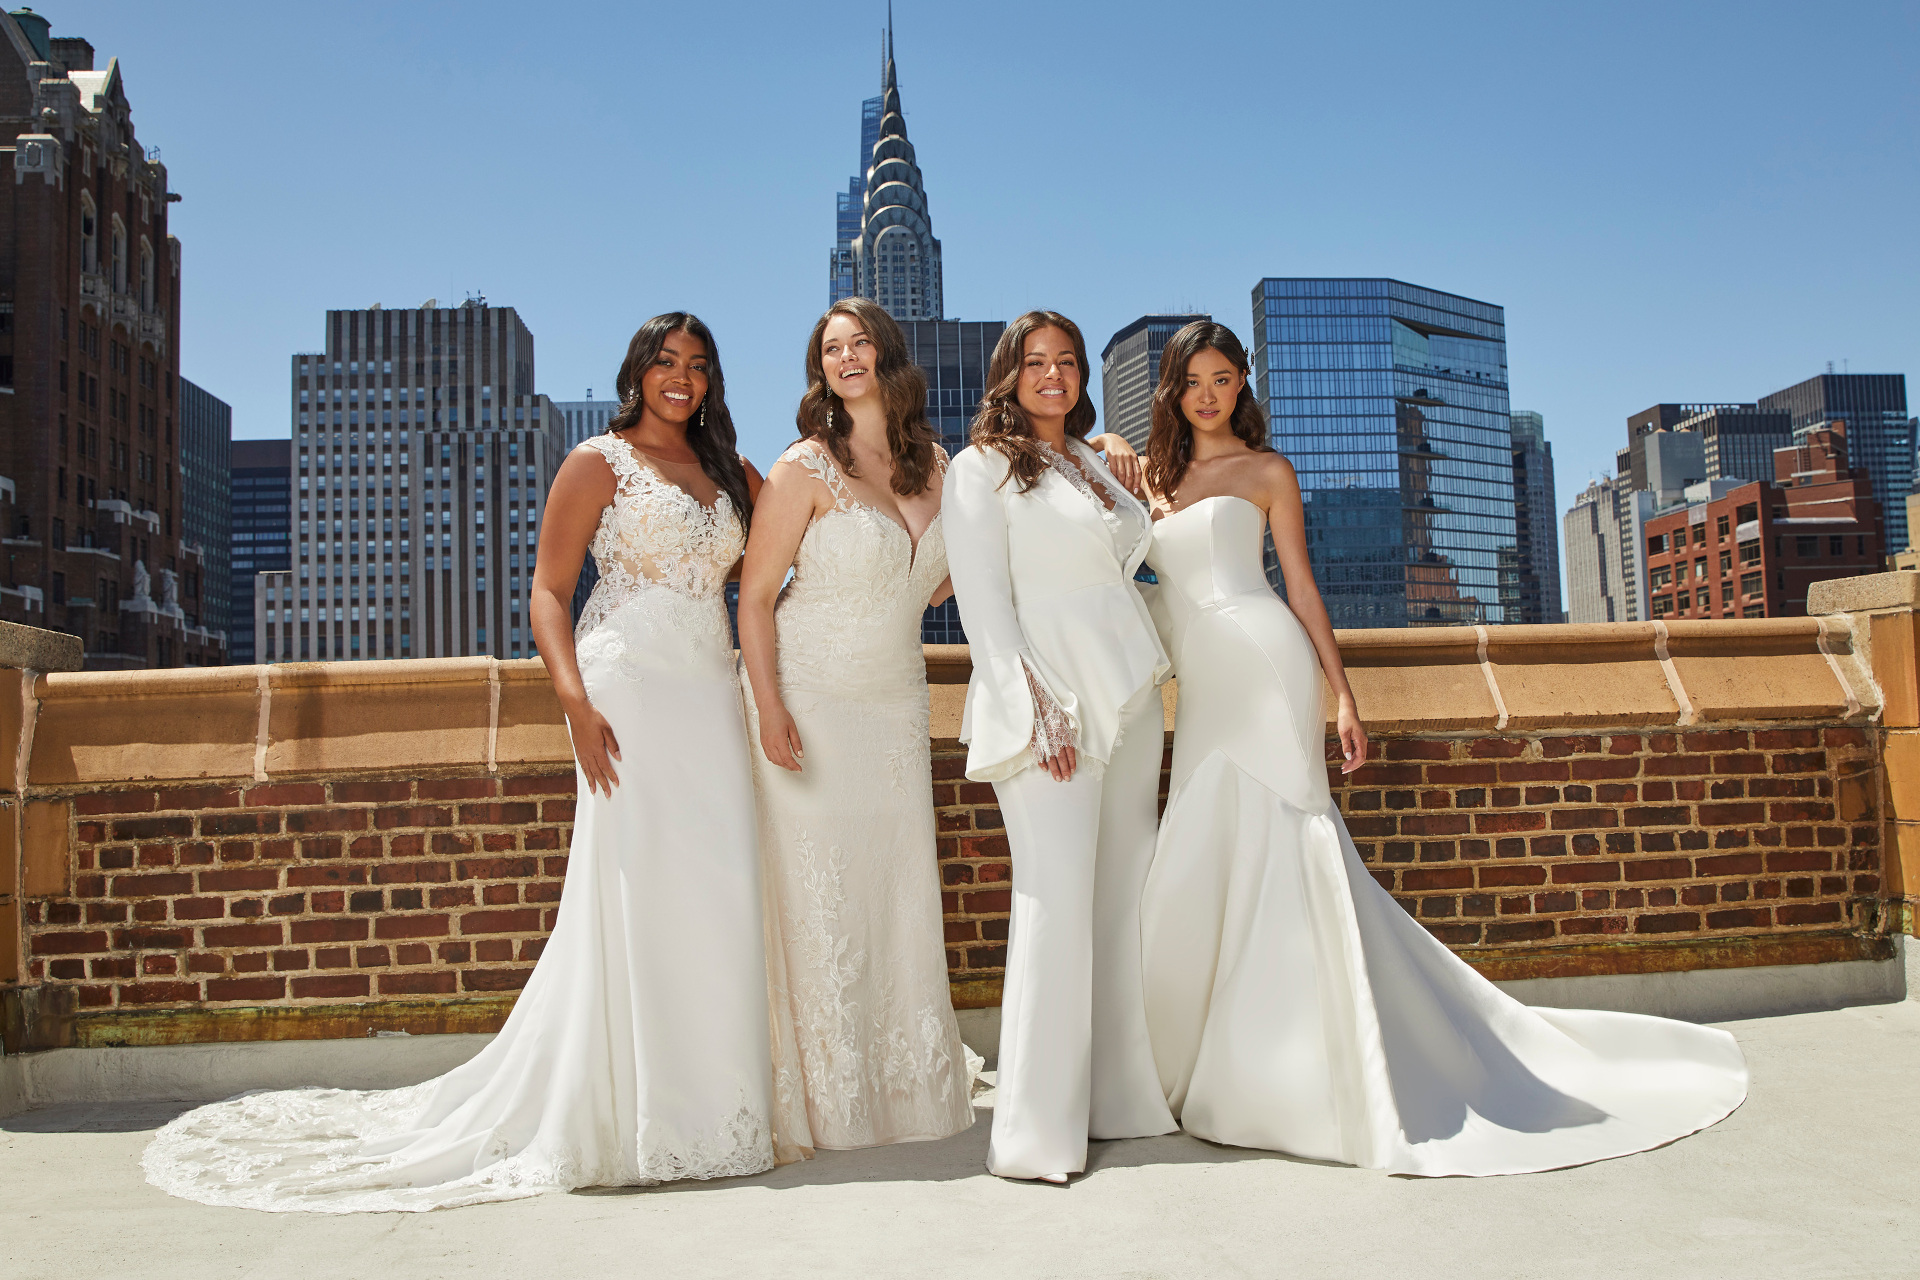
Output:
[{"xmin": 942, "ymin": 439, "xmax": 1171, "ymax": 783}]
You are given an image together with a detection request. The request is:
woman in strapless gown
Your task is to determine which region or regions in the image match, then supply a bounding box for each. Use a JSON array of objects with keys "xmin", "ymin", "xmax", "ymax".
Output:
[
  {"xmin": 141, "ymin": 314, "xmax": 779, "ymax": 1211},
  {"xmin": 738, "ymin": 299, "xmax": 974, "ymax": 1160},
  {"xmin": 1125, "ymin": 321, "xmax": 1748, "ymax": 1177}
]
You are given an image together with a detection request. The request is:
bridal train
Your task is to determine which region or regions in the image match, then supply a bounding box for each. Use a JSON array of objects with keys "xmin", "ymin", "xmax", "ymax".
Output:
[{"xmin": 1139, "ymin": 495, "xmax": 1749, "ymax": 1177}]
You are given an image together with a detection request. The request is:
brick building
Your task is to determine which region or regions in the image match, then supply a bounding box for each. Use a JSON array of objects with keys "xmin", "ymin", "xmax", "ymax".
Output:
[
  {"xmin": 1644, "ymin": 426, "xmax": 1880, "ymax": 620},
  {"xmin": 0, "ymin": 10, "xmax": 219, "ymax": 667}
]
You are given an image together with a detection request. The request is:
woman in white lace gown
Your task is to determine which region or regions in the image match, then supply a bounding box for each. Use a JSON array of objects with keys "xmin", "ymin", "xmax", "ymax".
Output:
[
  {"xmin": 942, "ymin": 311, "xmax": 1178, "ymax": 1183},
  {"xmin": 142, "ymin": 313, "xmax": 779, "ymax": 1211},
  {"xmin": 1126, "ymin": 321, "xmax": 1748, "ymax": 1177},
  {"xmin": 738, "ymin": 298, "xmax": 974, "ymax": 1160}
]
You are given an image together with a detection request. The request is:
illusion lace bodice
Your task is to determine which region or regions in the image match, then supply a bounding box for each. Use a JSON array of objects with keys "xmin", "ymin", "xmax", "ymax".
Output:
[
  {"xmin": 575, "ymin": 434, "xmax": 746, "ymax": 690},
  {"xmin": 772, "ymin": 440, "xmax": 949, "ymax": 699}
]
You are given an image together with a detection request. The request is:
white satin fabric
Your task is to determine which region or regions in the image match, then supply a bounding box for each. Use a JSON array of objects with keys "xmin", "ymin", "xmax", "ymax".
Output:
[
  {"xmin": 745, "ymin": 442, "xmax": 974, "ymax": 1159},
  {"xmin": 1140, "ymin": 495, "xmax": 1749, "ymax": 1177},
  {"xmin": 942, "ymin": 441, "xmax": 1169, "ymax": 783},
  {"xmin": 944, "ymin": 441, "xmax": 1176, "ymax": 1179},
  {"xmin": 142, "ymin": 437, "xmax": 776, "ymax": 1211}
]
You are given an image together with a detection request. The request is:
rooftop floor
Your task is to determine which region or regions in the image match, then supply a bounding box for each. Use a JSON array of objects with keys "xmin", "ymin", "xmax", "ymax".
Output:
[{"xmin": 6, "ymin": 1000, "xmax": 1917, "ymax": 1280}]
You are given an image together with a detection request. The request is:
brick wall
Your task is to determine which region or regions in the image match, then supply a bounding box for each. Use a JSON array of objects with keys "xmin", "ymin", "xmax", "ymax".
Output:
[{"xmin": 22, "ymin": 773, "xmax": 573, "ymax": 1016}]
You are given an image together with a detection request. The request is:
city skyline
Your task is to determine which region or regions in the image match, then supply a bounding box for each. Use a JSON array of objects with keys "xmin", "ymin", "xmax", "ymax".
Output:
[{"xmin": 51, "ymin": 1, "xmax": 1918, "ymax": 602}]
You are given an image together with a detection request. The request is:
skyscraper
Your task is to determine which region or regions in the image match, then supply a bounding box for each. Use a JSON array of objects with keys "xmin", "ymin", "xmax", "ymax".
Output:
[
  {"xmin": 552, "ymin": 391, "xmax": 617, "ymax": 449},
  {"xmin": 1100, "ymin": 314, "xmax": 1210, "ymax": 452},
  {"xmin": 0, "ymin": 9, "xmax": 220, "ymax": 667},
  {"xmin": 827, "ymin": 17, "xmax": 943, "ymax": 321},
  {"xmin": 179, "ymin": 378, "xmax": 231, "ymax": 653},
  {"xmin": 1758, "ymin": 373, "xmax": 1910, "ymax": 550},
  {"xmin": 286, "ymin": 301, "xmax": 567, "ymax": 663},
  {"xmin": 1683, "ymin": 405, "xmax": 1794, "ymax": 484},
  {"xmin": 229, "ymin": 439, "xmax": 290, "ymax": 663},
  {"xmin": 1251, "ymin": 278, "xmax": 1514, "ymax": 627},
  {"xmin": 1563, "ymin": 476, "xmax": 1629, "ymax": 624},
  {"xmin": 1505, "ymin": 411, "xmax": 1562, "ymax": 624}
]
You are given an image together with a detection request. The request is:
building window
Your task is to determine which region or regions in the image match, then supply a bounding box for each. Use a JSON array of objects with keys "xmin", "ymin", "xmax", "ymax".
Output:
[
  {"xmin": 1647, "ymin": 533, "xmax": 1667, "ymax": 555},
  {"xmin": 1741, "ymin": 571, "xmax": 1763, "ymax": 597},
  {"xmin": 80, "ymin": 194, "xmax": 97, "ymax": 273},
  {"xmin": 1795, "ymin": 536, "xmax": 1817, "ymax": 557},
  {"xmin": 1719, "ymin": 550, "xmax": 1733, "ymax": 575},
  {"xmin": 110, "ymin": 216, "xmax": 127, "ymax": 294},
  {"xmin": 1651, "ymin": 593, "xmax": 1674, "ymax": 617},
  {"xmin": 1738, "ymin": 541, "xmax": 1761, "ymax": 566},
  {"xmin": 139, "ymin": 240, "xmax": 155, "ymax": 310},
  {"xmin": 1829, "ymin": 535, "xmax": 1844, "ymax": 555},
  {"xmin": 1649, "ymin": 565, "xmax": 1672, "ymax": 589}
]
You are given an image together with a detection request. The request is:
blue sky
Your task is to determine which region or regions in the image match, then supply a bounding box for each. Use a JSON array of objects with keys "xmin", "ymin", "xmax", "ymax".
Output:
[{"xmin": 61, "ymin": 0, "xmax": 1919, "ymax": 573}]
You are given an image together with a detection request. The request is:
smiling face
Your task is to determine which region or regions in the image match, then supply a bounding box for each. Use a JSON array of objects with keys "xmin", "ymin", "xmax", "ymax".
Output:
[
  {"xmin": 819, "ymin": 312, "xmax": 878, "ymax": 403},
  {"xmin": 1180, "ymin": 347, "xmax": 1247, "ymax": 433},
  {"xmin": 1016, "ymin": 325, "xmax": 1080, "ymax": 426},
  {"xmin": 638, "ymin": 330, "xmax": 710, "ymax": 425}
]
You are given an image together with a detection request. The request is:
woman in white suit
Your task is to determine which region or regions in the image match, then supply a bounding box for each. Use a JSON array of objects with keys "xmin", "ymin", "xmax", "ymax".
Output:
[{"xmin": 942, "ymin": 311, "xmax": 1177, "ymax": 1182}]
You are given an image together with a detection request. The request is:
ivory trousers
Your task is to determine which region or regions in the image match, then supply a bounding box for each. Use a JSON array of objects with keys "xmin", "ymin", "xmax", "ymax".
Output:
[{"xmin": 986, "ymin": 685, "xmax": 1178, "ymax": 1179}]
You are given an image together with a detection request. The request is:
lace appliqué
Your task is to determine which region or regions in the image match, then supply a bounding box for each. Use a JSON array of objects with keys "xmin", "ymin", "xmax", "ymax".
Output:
[
  {"xmin": 573, "ymin": 435, "xmax": 744, "ymax": 697},
  {"xmin": 1024, "ymin": 656, "xmax": 1076, "ymax": 767},
  {"xmin": 1040, "ymin": 445, "xmax": 1132, "ymax": 544}
]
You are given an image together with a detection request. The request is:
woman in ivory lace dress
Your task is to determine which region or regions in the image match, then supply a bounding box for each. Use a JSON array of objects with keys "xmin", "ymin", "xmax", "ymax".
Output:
[
  {"xmin": 941, "ymin": 311, "xmax": 1178, "ymax": 1183},
  {"xmin": 142, "ymin": 313, "xmax": 779, "ymax": 1211},
  {"xmin": 738, "ymin": 297, "xmax": 975, "ymax": 1160}
]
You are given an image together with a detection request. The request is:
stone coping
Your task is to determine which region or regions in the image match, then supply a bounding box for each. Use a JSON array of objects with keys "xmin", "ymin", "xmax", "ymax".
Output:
[{"xmin": 0, "ymin": 620, "xmax": 1880, "ymax": 789}]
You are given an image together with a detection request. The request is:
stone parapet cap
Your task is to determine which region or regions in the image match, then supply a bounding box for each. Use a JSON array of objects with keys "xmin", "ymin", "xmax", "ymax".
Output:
[
  {"xmin": 0, "ymin": 622, "xmax": 83, "ymax": 673},
  {"xmin": 6, "ymin": 620, "xmax": 1889, "ymax": 789},
  {"xmin": 1809, "ymin": 570, "xmax": 1920, "ymax": 617}
]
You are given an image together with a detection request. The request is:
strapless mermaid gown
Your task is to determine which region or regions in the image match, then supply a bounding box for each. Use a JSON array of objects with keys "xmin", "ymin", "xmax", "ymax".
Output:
[{"xmin": 1138, "ymin": 495, "xmax": 1748, "ymax": 1177}]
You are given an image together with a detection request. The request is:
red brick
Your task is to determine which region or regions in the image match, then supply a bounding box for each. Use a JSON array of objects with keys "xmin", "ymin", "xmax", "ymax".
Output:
[
  {"xmin": 378, "ymin": 971, "xmax": 458, "ymax": 995},
  {"xmin": 333, "ymin": 780, "xmax": 414, "ymax": 803},
  {"xmin": 1499, "ymin": 761, "xmax": 1571, "ymax": 782},
  {"xmin": 419, "ymin": 778, "xmax": 496, "ymax": 800},
  {"xmin": 111, "ymin": 872, "xmax": 194, "ymax": 897},
  {"xmin": 1776, "ymin": 901, "xmax": 1843, "ymax": 926},
  {"xmin": 1399, "ymin": 814, "xmax": 1470, "ymax": 836},
  {"xmin": 1633, "ymin": 912, "xmax": 1701, "ymax": 933},
  {"xmin": 243, "ymin": 783, "xmax": 328, "ymax": 807},
  {"xmin": 123, "ymin": 981, "xmax": 204, "ymax": 1004},
  {"xmin": 1624, "ymin": 858, "xmax": 1691, "ymax": 881},
  {"xmin": 462, "ymin": 968, "xmax": 534, "ymax": 992},
  {"xmin": 1401, "ymin": 867, "xmax": 1473, "ymax": 891},
  {"xmin": 112, "ymin": 815, "xmax": 193, "ymax": 839},
  {"xmin": 461, "ymin": 908, "xmax": 542, "ymax": 935},
  {"xmin": 1424, "ymin": 763, "xmax": 1498, "ymax": 786},
  {"xmin": 287, "ymin": 865, "xmax": 368, "ymax": 887},
  {"xmin": 1550, "ymin": 862, "xmax": 1622, "ymax": 883},
  {"xmin": 1486, "ymin": 919, "xmax": 1555, "ymax": 943},
  {"xmin": 373, "ymin": 861, "xmax": 453, "ymax": 885},
  {"xmin": 1568, "ymin": 758, "xmax": 1640, "ymax": 781},
  {"xmin": 75, "ymin": 790, "xmax": 157, "ymax": 816},
  {"xmin": 291, "ymin": 974, "xmax": 371, "ymax": 999},
  {"xmin": 30, "ymin": 930, "xmax": 109, "ymax": 955},
  {"xmin": 285, "ymin": 809, "xmax": 369, "ymax": 834},
  {"xmin": 1468, "ymin": 739, "xmax": 1528, "ymax": 759},
  {"xmin": 961, "ymin": 889, "xmax": 1012, "ymax": 914},
  {"xmin": 1541, "ymin": 736, "xmax": 1605, "ymax": 758},
  {"xmin": 375, "ymin": 805, "xmax": 453, "ymax": 830},
  {"xmin": 1558, "ymin": 916, "xmax": 1628, "ymax": 936},
  {"xmin": 1473, "ymin": 811, "xmax": 1544, "ymax": 834},
  {"xmin": 375, "ymin": 914, "xmax": 451, "ymax": 940},
  {"xmin": 1385, "ymin": 740, "xmax": 1454, "ymax": 761},
  {"xmin": 1476, "ymin": 864, "xmax": 1546, "ymax": 888},
  {"xmin": 503, "ymin": 773, "xmax": 577, "ymax": 796},
  {"xmin": 201, "ymin": 812, "xmax": 283, "ymax": 836},
  {"xmin": 1697, "ymin": 853, "xmax": 1763, "ymax": 876},
  {"xmin": 202, "ymin": 922, "xmax": 284, "ymax": 948},
  {"xmin": 1698, "ymin": 802, "xmax": 1766, "ymax": 826},
  {"xmin": 1549, "ymin": 809, "xmax": 1618, "ymax": 830},
  {"xmin": 1765, "ymin": 849, "xmax": 1831, "ymax": 873},
  {"xmin": 198, "ymin": 868, "xmax": 281, "ymax": 893},
  {"xmin": 291, "ymin": 919, "xmax": 369, "ymax": 944}
]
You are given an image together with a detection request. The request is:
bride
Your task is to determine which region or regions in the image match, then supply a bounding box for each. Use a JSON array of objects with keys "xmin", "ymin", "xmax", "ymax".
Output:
[
  {"xmin": 737, "ymin": 298, "xmax": 974, "ymax": 1159},
  {"xmin": 142, "ymin": 313, "xmax": 778, "ymax": 1211},
  {"xmin": 1124, "ymin": 320, "xmax": 1748, "ymax": 1177}
]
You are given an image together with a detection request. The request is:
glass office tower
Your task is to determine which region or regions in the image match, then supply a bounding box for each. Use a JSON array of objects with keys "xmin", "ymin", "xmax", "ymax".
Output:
[
  {"xmin": 901, "ymin": 318, "xmax": 1004, "ymax": 642},
  {"xmin": 1251, "ymin": 278, "xmax": 1514, "ymax": 627}
]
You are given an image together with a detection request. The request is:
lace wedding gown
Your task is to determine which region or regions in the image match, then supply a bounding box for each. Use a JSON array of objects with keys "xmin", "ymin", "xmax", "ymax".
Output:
[
  {"xmin": 143, "ymin": 434, "xmax": 775, "ymax": 1211},
  {"xmin": 747, "ymin": 441, "xmax": 975, "ymax": 1158},
  {"xmin": 1139, "ymin": 495, "xmax": 1748, "ymax": 1177}
]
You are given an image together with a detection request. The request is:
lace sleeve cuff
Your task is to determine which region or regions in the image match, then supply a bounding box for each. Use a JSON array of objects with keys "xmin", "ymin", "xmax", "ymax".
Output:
[{"xmin": 1024, "ymin": 656, "xmax": 1075, "ymax": 767}]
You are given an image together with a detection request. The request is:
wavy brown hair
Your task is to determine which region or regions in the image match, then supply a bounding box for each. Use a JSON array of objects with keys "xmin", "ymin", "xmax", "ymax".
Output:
[
  {"xmin": 969, "ymin": 310, "xmax": 1098, "ymax": 492},
  {"xmin": 795, "ymin": 297, "xmax": 939, "ymax": 496},
  {"xmin": 607, "ymin": 312, "xmax": 753, "ymax": 525},
  {"xmin": 1145, "ymin": 320, "xmax": 1271, "ymax": 499}
]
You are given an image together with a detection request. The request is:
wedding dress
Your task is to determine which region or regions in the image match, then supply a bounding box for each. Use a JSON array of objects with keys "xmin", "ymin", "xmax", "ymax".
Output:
[
  {"xmin": 1138, "ymin": 495, "xmax": 1748, "ymax": 1177},
  {"xmin": 142, "ymin": 434, "xmax": 775, "ymax": 1211},
  {"xmin": 747, "ymin": 441, "xmax": 974, "ymax": 1158}
]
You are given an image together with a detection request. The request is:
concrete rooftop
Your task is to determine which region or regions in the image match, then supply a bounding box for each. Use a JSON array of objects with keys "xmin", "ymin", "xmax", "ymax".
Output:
[{"xmin": 5, "ymin": 1000, "xmax": 1917, "ymax": 1280}]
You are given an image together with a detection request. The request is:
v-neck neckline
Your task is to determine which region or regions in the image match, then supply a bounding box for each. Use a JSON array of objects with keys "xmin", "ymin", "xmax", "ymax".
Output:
[{"xmin": 612, "ymin": 435, "xmax": 725, "ymax": 515}]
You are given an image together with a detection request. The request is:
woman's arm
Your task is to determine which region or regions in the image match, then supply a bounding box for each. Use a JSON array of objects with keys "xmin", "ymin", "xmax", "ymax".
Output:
[
  {"xmin": 944, "ymin": 448, "xmax": 1076, "ymax": 782},
  {"xmin": 1266, "ymin": 455, "xmax": 1369, "ymax": 773},
  {"xmin": 738, "ymin": 453, "xmax": 825, "ymax": 772},
  {"xmin": 530, "ymin": 446, "xmax": 622, "ymax": 796}
]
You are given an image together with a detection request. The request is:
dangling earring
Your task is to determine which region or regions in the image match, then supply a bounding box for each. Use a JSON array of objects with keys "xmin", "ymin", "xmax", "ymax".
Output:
[
  {"xmin": 699, "ymin": 401, "xmax": 707, "ymax": 431},
  {"xmin": 826, "ymin": 403, "xmax": 835, "ymax": 433}
]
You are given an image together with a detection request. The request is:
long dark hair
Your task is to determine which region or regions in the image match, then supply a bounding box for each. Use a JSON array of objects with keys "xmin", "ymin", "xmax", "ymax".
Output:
[
  {"xmin": 796, "ymin": 297, "xmax": 939, "ymax": 496},
  {"xmin": 607, "ymin": 312, "xmax": 752, "ymax": 524},
  {"xmin": 1145, "ymin": 320, "xmax": 1271, "ymax": 498},
  {"xmin": 969, "ymin": 310, "xmax": 1097, "ymax": 492}
]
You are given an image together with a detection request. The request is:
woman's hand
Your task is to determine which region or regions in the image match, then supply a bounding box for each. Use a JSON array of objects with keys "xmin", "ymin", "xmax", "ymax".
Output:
[
  {"xmin": 1335, "ymin": 698, "xmax": 1369, "ymax": 774},
  {"xmin": 758, "ymin": 700, "xmax": 805, "ymax": 773},
  {"xmin": 1041, "ymin": 743, "xmax": 1077, "ymax": 783},
  {"xmin": 1094, "ymin": 433, "xmax": 1144, "ymax": 497},
  {"xmin": 567, "ymin": 699, "xmax": 623, "ymax": 796}
]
